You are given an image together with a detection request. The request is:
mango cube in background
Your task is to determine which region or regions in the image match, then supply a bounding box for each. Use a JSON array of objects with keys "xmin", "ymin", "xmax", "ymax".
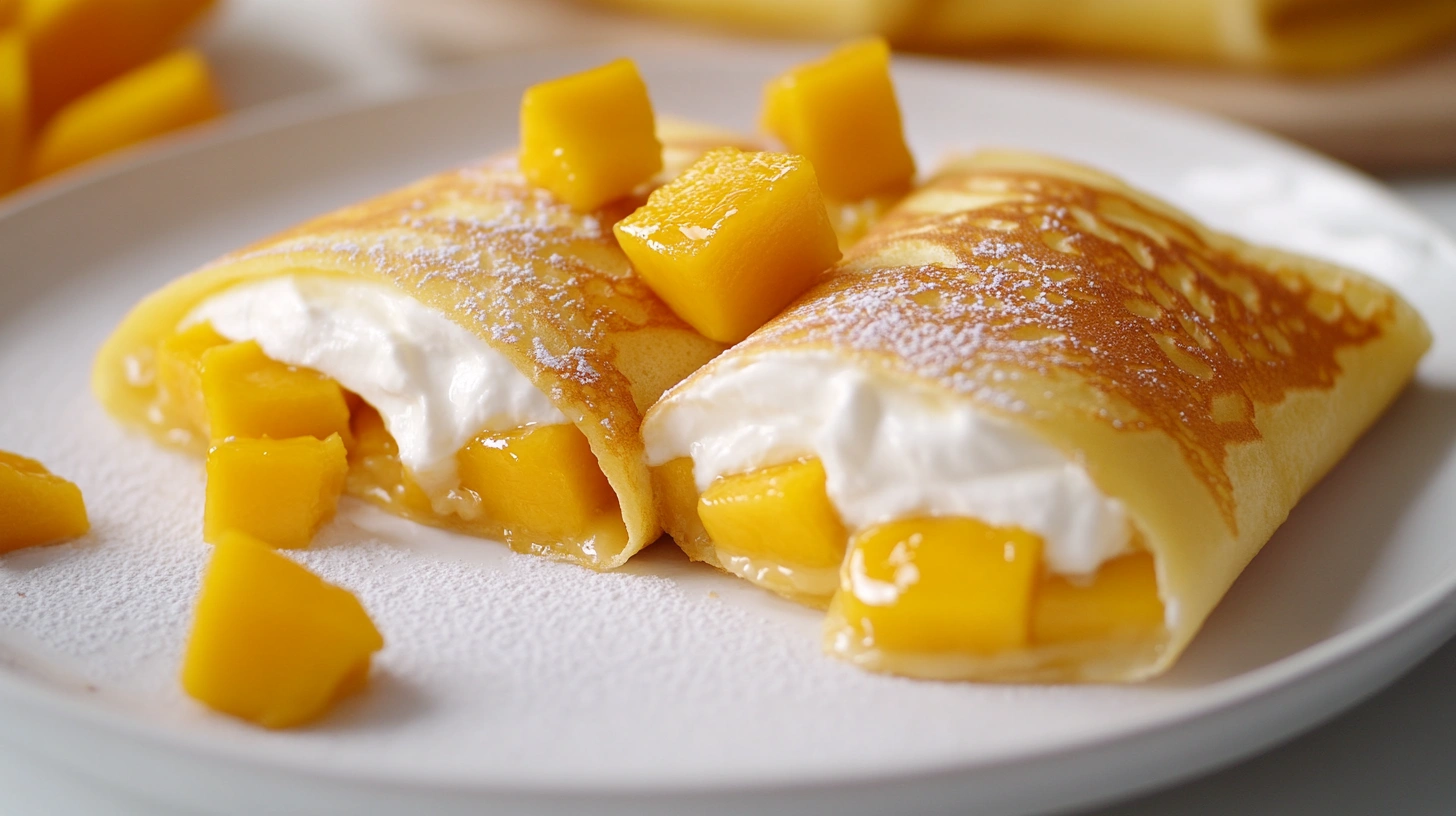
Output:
[
  {"xmin": 181, "ymin": 530, "xmax": 383, "ymax": 729},
  {"xmin": 22, "ymin": 0, "xmax": 215, "ymax": 124},
  {"xmin": 28, "ymin": 48, "xmax": 222, "ymax": 181},
  {"xmin": 614, "ymin": 147, "xmax": 841, "ymax": 343},
  {"xmin": 200, "ymin": 340, "xmax": 352, "ymax": 445},
  {"xmin": 204, "ymin": 435, "xmax": 348, "ymax": 549},
  {"xmin": 457, "ymin": 423, "xmax": 616, "ymax": 538},
  {"xmin": 0, "ymin": 31, "xmax": 27, "ymax": 193},
  {"xmin": 0, "ymin": 450, "xmax": 89, "ymax": 553},
  {"xmin": 1032, "ymin": 552, "xmax": 1164, "ymax": 644},
  {"xmin": 157, "ymin": 321, "xmax": 228, "ymax": 435},
  {"xmin": 519, "ymin": 58, "xmax": 662, "ymax": 211},
  {"xmin": 839, "ymin": 517, "xmax": 1042, "ymax": 654},
  {"xmin": 698, "ymin": 458, "xmax": 847, "ymax": 569},
  {"xmin": 761, "ymin": 38, "xmax": 915, "ymax": 200}
]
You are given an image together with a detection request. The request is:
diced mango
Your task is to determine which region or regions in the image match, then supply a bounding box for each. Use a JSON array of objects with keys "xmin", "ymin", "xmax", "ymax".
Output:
[
  {"xmin": 0, "ymin": 450, "xmax": 88, "ymax": 553},
  {"xmin": 457, "ymin": 423, "xmax": 617, "ymax": 538},
  {"xmin": 614, "ymin": 147, "xmax": 841, "ymax": 343},
  {"xmin": 22, "ymin": 0, "xmax": 215, "ymax": 125},
  {"xmin": 839, "ymin": 517, "xmax": 1042, "ymax": 654},
  {"xmin": 204, "ymin": 435, "xmax": 348, "ymax": 549},
  {"xmin": 0, "ymin": 30, "xmax": 27, "ymax": 193},
  {"xmin": 181, "ymin": 530, "xmax": 383, "ymax": 729},
  {"xmin": 347, "ymin": 403, "xmax": 433, "ymax": 515},
  {"xmin": 519, "ymin": 58, "xmax": 662, "ymax": 211},
  {"xmin": 28, "ymin": 49, "xmax": 221, "ymax": 181},
  {"xmin": 157, "ymin": 321, "xmax": 228, "ymax": 434},
  {"xmin": 1032, "ymin": 552, "xmax": 1165, "ymax": 644},
  {"xmin": 761, "ymin": 38, "xmax": 915, "ymax": 200},
  {"xmin": 698, "ymin": 457, "xmax": 846, "ymax": 570},
  {"xmin": 200, "ymin": 340, "xmax": 352, "ymax": 445}
]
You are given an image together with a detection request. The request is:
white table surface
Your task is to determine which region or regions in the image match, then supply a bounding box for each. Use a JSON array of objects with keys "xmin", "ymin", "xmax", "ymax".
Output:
[{"xmin": 26, "ymin": 1, "xmax": 1456, "ymax": 812}]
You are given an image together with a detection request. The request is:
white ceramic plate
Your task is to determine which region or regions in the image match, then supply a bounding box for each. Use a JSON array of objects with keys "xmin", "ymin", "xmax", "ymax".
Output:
[{"xmin": 1, "ymin": 44, "xmax": 1455, "ymax": 816}]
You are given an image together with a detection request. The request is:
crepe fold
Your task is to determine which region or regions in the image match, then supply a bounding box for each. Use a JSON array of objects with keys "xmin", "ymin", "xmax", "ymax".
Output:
[
  {"xmin": 94, "ymin": 122, "xmax": 740, "ymax": 569},
  {"xmin": 648, "ymin": 150, "xmax": 1429, "ymax": 681}
]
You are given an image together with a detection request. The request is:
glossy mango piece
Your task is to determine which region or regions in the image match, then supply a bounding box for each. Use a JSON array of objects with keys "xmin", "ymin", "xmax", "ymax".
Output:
[
  {"xmin": 519, "ymin": 58, "xmax": 662, "ymax": 211},
  {"xmin": 22, "ymin": 0, "xmax": 215, "ymax": 125},
  {"xmin": 1032, "ymin": 552, "xmax": 1165, "ymax": 644},
  {"xmin": 614, "ymin": 147, "xmax": 841, "ymax": 343},
  {"xmin": 0, "ymin": 30, "xmax": 27, "ymax": 193},
  {"xmin": 698, "ymin": 457, "xmax": 846, "ymax": 570},
  {"xmin": 28, "ymin": 48, "xmax": 221, "ymax": 181},
  {"xmin": 839, "ymin": 517, "xmax": 1042, "ymax": 654},
  {"xmin": 200, "ymin": 340, "xmax": 352, "ymax": 445},
  {"xmin": 0, "ymin": 450, "xmax": 88, "ymax": 553},
  {"xmin": 181, "ymin": 530, "xmax": 383, "ymax": 729},
  {"xmin": 156, "ymin": 321, "xmax": 228, "ymax": 434},
  {"xmin": 457, "ymin": 423, "xmax": 617, "ymax": 538},
  {"xmin": 204, "ymin": 435, "xmax": 348, "ymax": 549},
  {"xmin": 761, "ymin": 38, "xmax": 914, "ymax": 200}
]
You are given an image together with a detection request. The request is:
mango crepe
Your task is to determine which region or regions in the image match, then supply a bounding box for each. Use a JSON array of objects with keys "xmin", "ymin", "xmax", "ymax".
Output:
[{"xmin": 643, "ymin": 150, "xmax": 1429, "ymax": 681}]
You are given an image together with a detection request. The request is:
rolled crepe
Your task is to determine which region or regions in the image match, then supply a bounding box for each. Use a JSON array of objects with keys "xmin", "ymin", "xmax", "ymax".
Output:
[
  {"xmin": 94, "ymin": 120, "xmax": 743, "ymax": 570},
  {"xmin": 643, "ymin": 150, "xmax": 1430, "ymax": 681}
]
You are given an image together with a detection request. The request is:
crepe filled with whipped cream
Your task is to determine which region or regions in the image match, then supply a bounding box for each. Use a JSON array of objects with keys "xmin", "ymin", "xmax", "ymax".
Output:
[
  {"xmin": 642, "ymin": 150, "xmax": 1430, "ymax": 682},
  {"xmin": 93, "ymin": 120, "xmax": 743, "ymax": 570}
]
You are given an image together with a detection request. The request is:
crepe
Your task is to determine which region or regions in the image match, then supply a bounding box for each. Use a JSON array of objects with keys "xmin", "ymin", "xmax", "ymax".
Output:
[
  {"xmin": 643, "ymin": 150, "xmax": 1430, "ymax": 681},
  {"xmin": 94, "ymin": 120, "xmax": 743, "ymax": 570}
]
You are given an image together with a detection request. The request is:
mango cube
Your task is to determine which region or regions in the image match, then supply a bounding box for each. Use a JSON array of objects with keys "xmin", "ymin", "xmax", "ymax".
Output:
[
  {"xmin": 457, "ymin": 423, "xmax": 617, "ymax": 537},
  {"xmin": 519, "ymin": 58, "xmax": 662, "ymax": 211},
  {"xmin": 22, "ymin": 0, "xmax": 215, "ymax": 124},
  {"xmin": 28, "ymin": 48, "xmax": 222, "ymax": 181},
  {"xmin": 200, "ymin": 340, "xmax": 352, "ymax": 445},
  {"xmin": 181, "ymin": 530, "xmax": 383, "ymax": 729},
  {"xmin": 157, "ymin": 321, "xmax": 228, "ymax": 434},
  {"xmin": 839, "ymin": 517, "xmax": 1042, "ymax": 654},
  {"xmin": 0, "ymin": 451, "xmax": 89, "ymax": 553},
  {"xmin": 204, "ymin": 435, "xmax": 348, "ymax": 549},
  {"xmin": 761, "ymin": 38, "xmax": 915, "ymax": 200},
  {"xmin": 697, "ymin": 458, "xmax": 846, "ymax": 570},
  {"xmin": 1032, "ymin": 553, "xmax": 1165, "ymax": 644},
  {"xmin": 614, "ymin": 147, "xmax": 841, "ymax": 343},
  {"xmin": 0, "ymin": 31, "xmax": 27, "ymax": 193}
]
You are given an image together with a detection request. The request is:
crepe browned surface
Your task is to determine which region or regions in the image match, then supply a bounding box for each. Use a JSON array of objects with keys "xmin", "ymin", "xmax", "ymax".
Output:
[{"xmin": 652, "ymin": 150, "xmax": 1430, "ymax": 680}]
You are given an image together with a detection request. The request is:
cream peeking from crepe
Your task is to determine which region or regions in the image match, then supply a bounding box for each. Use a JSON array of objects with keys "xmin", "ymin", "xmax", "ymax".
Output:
[{"xmin": 643, "ymin": 150, "xmax": 1430, "ymax": 682}]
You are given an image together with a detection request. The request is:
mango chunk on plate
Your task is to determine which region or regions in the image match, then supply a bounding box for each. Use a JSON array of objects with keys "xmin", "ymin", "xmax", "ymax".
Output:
[
  {"xmin": 200, "ymin": 340, "xmax": 352, "ymax": 445},
  {"xmin": 28, "ymin": 48, "xmax": 222, "ymax": 181},
  {"xmin": 157, "ymin": 321, "xmax": 228, "ymax": 434},
  {"xmin": 181, "ymin": 530, "xmax": 383, "ymax": 729},
  {"xmin": 0, "ymin": 450, "xmax": 89, "ymax": 553},
  {"xmin": 457, "ymin": 423, "xmax": 617, "ymax": 538},
  {"xmin": 0, "ymin": 30, "xmax": 27, "ymax": 193},
  {"xmin": 22, "ymin": 0, "xmax": 215, "ymax": 124},
  {"xmin": 614, "ymin": 147, "xmax": 841, "ymax": 343},
  {"xmin": 519, "ymin": 58, "xmax": 662, "ymax": 211},
  {"xmin": 698, "ymin": 457, "xmax": 846, "ymax": 570},
  {"xmin": 839, "ymin": 517, "xmax": 1042, "ymax": 654},
  {"xmin": 204, "ymin": 435, "xmax": 348, "ymax": 549},
  {"xmin": 1032, "ymin": 552, "xmax": 1165, "ymax": 644},
  {"xmin": 762, "ymin": 38, "xmax": 915, "ymax": 200}
]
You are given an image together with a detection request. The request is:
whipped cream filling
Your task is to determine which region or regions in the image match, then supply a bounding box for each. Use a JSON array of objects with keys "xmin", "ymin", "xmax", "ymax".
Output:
[
  {"xmin": 187, "ymin": 275, "xmax": 566, "ymax": 500},
  {"xmin": 644, "ymin": 352, "xmax": 1131, "ymax": 576}
]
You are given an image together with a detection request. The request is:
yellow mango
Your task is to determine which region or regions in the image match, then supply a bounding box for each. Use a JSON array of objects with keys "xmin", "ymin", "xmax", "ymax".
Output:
[
  {"xmin": 1032, "ymin": 552, "xmax": 1165, "ymax": 644},
  {"xmin": 519, "ymin": 58, "xmax": 662, "ymax": 211},
  {"xmin": 200, "ymin": 340, "xmax": 352, "ymax": 446},
  {"xmin": 839, "ymin": 517, "xmax": 1042, "ymax": 654},
  {"xmin": 0, "ymin": 30, "xmax": 27, "ymax": 193},
  {"xmin": 347, "ymin": 403, "xmax": 433, "ymax": 515},
  {"xmin": 614, "ymin": 147, "xmax": 841, "ymax": 343},
  {"xmin": 457, "ymin": 423, "xmax": 617, "ymax": 538},
  {"xmin": 156, "ymin": 321, "xmax": 227, "ymax": 434},
  {"xmin": 28, "ymin": 48, "xmax": 221, "ymax": 181},
  {"xmin": 698, "ymin": 457, "xmax": 846, "ymax": 570},
  {"xmin": 22, "ymin": 0, "xmax": 215, "ymax": 125},
  {"xmin": 761, "ymin": 38, "xmax": 915, "ymax": 200},
  {"xmin": 181, "ymin": 530, "xmax": 383, "ymax": 729},
  {"xmin": 0, "ymin": 450, "xmax": 88, "ymax": 553},
  {"xmin": 204, "ymin": 435, "xmax": 348, "ymax": 550}
]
